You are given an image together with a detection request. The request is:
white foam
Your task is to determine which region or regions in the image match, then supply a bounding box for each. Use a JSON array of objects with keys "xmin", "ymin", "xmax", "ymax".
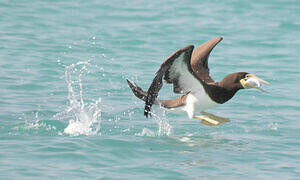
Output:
[
  {"xmin": 64, "ymin": 119, "xmax": 97, "ymax": 136},
  {"xmin": 268, "ymin": 122, "xmax": 279, "ymax": 131},
  {"xmin": 179, "ymin": 137, "xmax": 191, "ymax": 142}
]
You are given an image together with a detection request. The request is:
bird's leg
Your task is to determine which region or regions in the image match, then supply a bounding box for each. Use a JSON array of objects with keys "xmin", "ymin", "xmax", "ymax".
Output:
[{"xmin": 194, "ymin": 112, "xmax": 229, "ymax": 126}]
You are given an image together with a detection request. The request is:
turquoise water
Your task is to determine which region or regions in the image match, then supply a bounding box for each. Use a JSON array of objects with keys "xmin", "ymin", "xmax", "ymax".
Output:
[{"xmin": 1, "ymin": 0, "xmax": 300, "ymax": 179}]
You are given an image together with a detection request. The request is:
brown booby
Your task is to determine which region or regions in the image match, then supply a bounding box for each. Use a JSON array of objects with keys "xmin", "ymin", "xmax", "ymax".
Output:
[{"xmin": 126, "ymin": 37, "xmax": 269, "ymax": 126}]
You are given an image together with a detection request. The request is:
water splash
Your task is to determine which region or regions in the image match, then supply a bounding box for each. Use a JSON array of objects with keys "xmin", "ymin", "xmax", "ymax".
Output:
[
  {"xmin": 135, "ymin": 128, "xmax": 156, "ymax": 137},
  {"xmin": 151, "ymin": 109, "xmax": 172, "ymax": 136},
  {"xmin": 63, "ymin": 61, "xmax": 102, "ymax": 136},
  {"xmin": 134, "ymin": 108, "xmax": 172, "ymax": 137}
]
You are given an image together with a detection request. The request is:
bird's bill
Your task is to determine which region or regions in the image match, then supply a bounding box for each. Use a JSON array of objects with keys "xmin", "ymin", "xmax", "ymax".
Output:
[{"xmin": 240, "ymin": 74, "xmax": 270, "ymax": 92}]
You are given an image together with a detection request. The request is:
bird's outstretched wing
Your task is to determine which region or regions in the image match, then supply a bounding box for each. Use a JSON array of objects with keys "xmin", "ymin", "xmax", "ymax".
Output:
[
  {"xmin": 144, "ymin": 45, "xmax": 203, "ymax": 117},
  {"xmin": 191, "ymin": 36, "xmax": 223, "ymax": 83}
]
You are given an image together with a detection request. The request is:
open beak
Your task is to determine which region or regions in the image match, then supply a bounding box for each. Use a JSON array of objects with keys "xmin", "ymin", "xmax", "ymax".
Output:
[{"xmin": 240, "ymin": 74, "xmax": 270, "ymax": 92}]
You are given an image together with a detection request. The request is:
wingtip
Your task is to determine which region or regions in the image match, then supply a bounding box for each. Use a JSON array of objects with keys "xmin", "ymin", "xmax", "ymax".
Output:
[
  {"xmin": 144, "ymin": 103, "xmax": 153, "ymax": 118},
  {"xmin": 144, "ymin": 108, "xmax": 149, "ymax": 118},
  {"xmin": 144, "ymin": 110, "xmax": 148, "ymax": 118}
]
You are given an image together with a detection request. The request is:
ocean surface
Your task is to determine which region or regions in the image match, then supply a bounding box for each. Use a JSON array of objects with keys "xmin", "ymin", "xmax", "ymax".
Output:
[{"xmin": 1, "ymin": 0, "xmax": 300, "ymax": 179}]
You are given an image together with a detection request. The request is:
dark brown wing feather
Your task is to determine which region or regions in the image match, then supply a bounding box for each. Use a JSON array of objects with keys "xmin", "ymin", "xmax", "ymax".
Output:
[
  {"xmin": 144, "ymin": 45, "xmax": 194, "ymax": 117},
  {"xmin": 191, "ymin": 37, "xmax": 223, "ymax": 83}
]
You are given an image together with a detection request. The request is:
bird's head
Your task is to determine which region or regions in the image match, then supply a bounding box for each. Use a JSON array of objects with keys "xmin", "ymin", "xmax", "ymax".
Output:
[
  {"xmin": 238, "ymin": 72, "xmax": 270, "ymax": 92},
  {"xmin": 220, "ymin": 72, "xmax": 269, "ymax": 92},
  {"xmin": 215, "ymin": 72, "xmax": 269, "ymax": 104}
]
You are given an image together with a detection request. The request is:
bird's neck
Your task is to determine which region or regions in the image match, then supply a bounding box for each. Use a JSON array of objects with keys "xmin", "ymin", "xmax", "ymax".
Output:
[{"xmin": 204, "ymin": 81, "xmax": 242, "ymax": 104}]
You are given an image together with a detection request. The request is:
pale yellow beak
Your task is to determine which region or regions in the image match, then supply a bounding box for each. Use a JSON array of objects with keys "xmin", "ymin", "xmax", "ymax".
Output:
[{"xmin": 240, "ymin": 74, "xmax": 270, "ymax": 92}]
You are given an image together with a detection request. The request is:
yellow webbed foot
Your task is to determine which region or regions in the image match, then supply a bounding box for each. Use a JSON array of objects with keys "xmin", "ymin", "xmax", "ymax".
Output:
[
  {"xmin": 194, "ymin": 115, "xmax": 220, "ymax": 126},
  {"xmin": 201, "ymin": 112, "xmax": 230, "ymax": 123},
  {"xmin": 194, "ymin": 113, "xmax": 230, "ymax": 126}
]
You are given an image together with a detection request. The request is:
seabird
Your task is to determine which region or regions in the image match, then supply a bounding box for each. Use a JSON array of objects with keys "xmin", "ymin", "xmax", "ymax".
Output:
[{"xmin": 127, "ymin": 37, "xmax": 269, "ymax": 126}]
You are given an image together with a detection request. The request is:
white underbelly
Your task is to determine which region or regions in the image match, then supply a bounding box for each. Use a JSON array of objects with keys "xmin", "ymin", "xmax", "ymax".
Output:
[
  {"xmin": 194, "ymin": 93, "xmax": 219, "ymax": 111},
  {"xmin": 181, "ymin": 92, "xmax": 219, "ymax": 118}
]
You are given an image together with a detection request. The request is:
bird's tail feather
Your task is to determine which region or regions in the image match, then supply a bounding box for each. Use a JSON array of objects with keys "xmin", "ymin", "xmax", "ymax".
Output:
[
  {"xmin": 126, "ymin": 79, "xmax": 162, "ymax": 117},
  {"xmin": 126, "ymin": 79, "xmax": 148, "ymax": 102}
]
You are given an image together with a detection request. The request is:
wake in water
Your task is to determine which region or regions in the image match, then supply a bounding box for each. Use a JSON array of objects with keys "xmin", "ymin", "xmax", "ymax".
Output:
[{"xmin": 63, "ymin": 61, "xmax": 102, "ymax": 136}]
